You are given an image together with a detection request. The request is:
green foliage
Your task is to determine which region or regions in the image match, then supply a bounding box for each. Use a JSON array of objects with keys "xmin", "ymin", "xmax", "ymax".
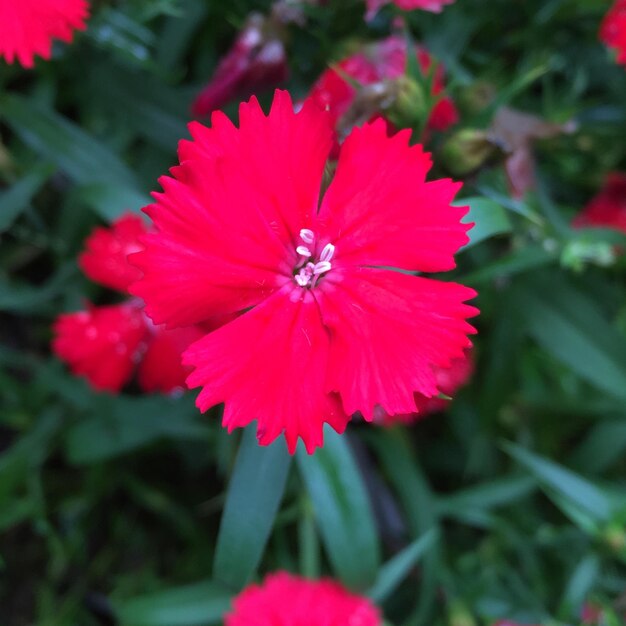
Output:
[{"xmin": 2, "ymin": 0, "xmax": 626, "ymax": 625}]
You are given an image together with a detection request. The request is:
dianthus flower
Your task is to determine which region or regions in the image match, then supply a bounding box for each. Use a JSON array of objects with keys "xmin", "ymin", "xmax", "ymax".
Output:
[
  {"xmin": 376, "ymin": 349, "xmax": 473, "ymax": 425},
  {"xmin": 53, "ymin": 214, "xmax": 203, "ymax": 394},
  {"xmin": 366, "ymin": 0, "xmax": 454, "ymax": 20},
  {"xmin": 130, "ymin": 90, "xmax": 477, "ymax": 453},
  {"xmin": 601, "ymin": 0, "xmax": 626, "ymax": 67},
  {"xmin": 192, "ymin": 13, "xmax": 288, "ymax": 118},
  {"xmin": 0, "ymin": 0, "xmax": 89, "ymax": 68},
  {"xmin": 225, "ymin": 572, "xmax": 381, "ymax": 626},
  {"xmin": 307, "ymin": 35, "xmax": 458, "ymax": 148},
  {"xmin": 572, "ymin": 173, "xmax": 626, "ymax": 233}
]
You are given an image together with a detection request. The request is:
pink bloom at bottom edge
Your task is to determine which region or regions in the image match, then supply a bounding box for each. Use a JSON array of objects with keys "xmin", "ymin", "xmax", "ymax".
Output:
[
  {"xmin": 0, "ymin": 0, "xmax": 89, "ymax": 68},
  {"xmin": 572, "ymin": 172, "xmax": 626, "ymax": 233},
  {"xmin": 225, "ymin": 572, "xmax": 381, "ymax": 626},
  {"xmin": 601, "ymin": 0, "xmax": 626, "ymax": 67},
  {"xmin": 366, "ymin": 0, "xmax": 455, "ymax": 20},
  {"xmin": 130, "ymin": 90, "xmax": 478, "ymax": 454},
  {"xmin": 52, "ymin": 301, "xmax": 204, "ymax": 394},
  {"xmin": 377, "ymin": 348, "xmax": 474, "ymax": 426}
]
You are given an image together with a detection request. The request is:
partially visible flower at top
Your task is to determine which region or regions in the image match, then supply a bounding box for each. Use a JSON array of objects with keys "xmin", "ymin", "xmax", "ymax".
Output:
[
  {"xmin": 225, "ymin": 572, "xmax": 381, "ymax": 626},
  {"xmin": 53, "ymin": 214, "xmax": 204, "ymax": 394},
  {"xmin": 192, "ymin": 13, "xmax": 288, "ymax": 117},
  {"xmin": 601, "ymin": 0, "xmax": 626, "ymax": 67},
  {"xmin": 130, "ymin": 90, "xmax": 477, "ymax": 453},
  {"xmin": 376, "ymin": 348, "xmax": 473, "ymax": 426},
  {"xmin": 366, "ymin": 0, "xmax": 455, "ymax": 20},
  {"xmin": 0, "ymin": 0, "xmax": 89, "ymax": 68},
  {"xmin": 572, "ymin": 173, "xmax": 626, "ymax": 233},
  {"xmin": 307, "ymin": 35, "xmax": 458, "ymax": 152}
]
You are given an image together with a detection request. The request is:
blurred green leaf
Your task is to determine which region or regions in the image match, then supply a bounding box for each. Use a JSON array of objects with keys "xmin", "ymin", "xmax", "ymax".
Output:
[
  {"xmin": 297, "ymin": 428, "xmax": 380, "ymax": 590},
  {"xmin": 368, "ymin": 528, "xmax": 439, "ymax": 603},
  {"xmin": 519, "ymin": 276, "xmax": 626, "ymax": 400},
  {"xmin": 0, "ymin": 164, "xmax": 55, "ymax": 232},
  {"xmin": 0, "ymin": 93, "xmax": 141, "ymax": 191},
  {"xmin": 504, "ymin": 442, "xmax": 613, "ymax": 524},
  {"xmin": 457, "ymin": 196, "xmax": 513, "ymax": 250},
  {"xmin": 213, "ymin": 427, "xmax": 291, "ymax": 589},
  {"xmin": 64, "ymin": 395, "xmax": 210, "ymax": 464},
  {"xmin": 73, "ymin": 182, "xmax": 150, "ymax": 221},
  {"xmin": 114, "ymin": 580, "xmax": 232, "ymax": 626}
]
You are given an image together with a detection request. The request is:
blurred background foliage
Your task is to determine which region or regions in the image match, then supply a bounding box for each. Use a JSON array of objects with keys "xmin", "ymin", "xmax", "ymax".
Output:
[{"xmin": 2, "ymin": 0, "xmax": 626, "ymax": 625}]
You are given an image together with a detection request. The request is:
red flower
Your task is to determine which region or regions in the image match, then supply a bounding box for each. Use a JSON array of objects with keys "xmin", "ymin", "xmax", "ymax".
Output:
[
  {"xmin": 377, "ymin": 349, "xmax": 474, "ymax": 425},
  {"xmin": 53, "ymin": 214, "xmax": 204, "ymax": 394},
  {"xmin": 601, "ymin": 0, "xmax": 626, "ymax": 67},
  {"xmin": 0, "ymin": 0, "xmax": 89, "ymax": 68},
  {"xmin": 225, "ymin": 572, "xmax": 381, "ymax": 626},
  {"xmin": 192, "ymin": 14, "xmax": 288, "ymax": 118},
  {"xmin": 572, "ymin": 173, "xmax": 626, "ymax": 233},
  {"xmin": 130, "ymin": 90, "xmax": 477, "ymax": 453},
  {"xmin": 307, "ymin": 35, "xmax": 458, "ymax": 146},
  {"xmin": 79, "ymin": 214, "xmax": 145, "ymax": 293},
  {"xmin": 366, "ymin": 0, "xmax": 454, "ymax": 20}
]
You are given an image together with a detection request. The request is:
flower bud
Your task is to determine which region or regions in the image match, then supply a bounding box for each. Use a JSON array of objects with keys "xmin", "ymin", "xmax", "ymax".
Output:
[{"xmin": 440, "ymin": 129, "xmax": 496, "ymax": 176}]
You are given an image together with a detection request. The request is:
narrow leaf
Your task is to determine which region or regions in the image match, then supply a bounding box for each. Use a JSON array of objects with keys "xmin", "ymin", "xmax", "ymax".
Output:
[
  {"xmin": 456, "ymin": 196, "xmax": 512, "ymax": 250},
  {"xmin": 213, "ymin": 426, "xmax": 291, "ymax": 589}
]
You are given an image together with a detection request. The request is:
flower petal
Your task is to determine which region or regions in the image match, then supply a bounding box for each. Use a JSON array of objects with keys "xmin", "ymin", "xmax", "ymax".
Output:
[
  {"xmin": 52, "ymin": 302, "xmax": 147, "ymax": 392},
  {"xmin": 130, "ymin": 91, "xmax": 334, "ymax": 328},
  {"xmin": 79, "ymin": 214, "xmax": 146, "ymax": 294},
  {"xmin": 317, "ymin": 120, "xmax": 471, "ymax": 272},
  {"xmin": 137, "ymin": 325, "xmax": 204, "ymax": 394},
  {"xmin": 184, "ymin": 289, "xmax": 349, "ymax": 454},
  {"xmin": 318, "ymin": 268, "xmax": 477, "ymax": 419}
]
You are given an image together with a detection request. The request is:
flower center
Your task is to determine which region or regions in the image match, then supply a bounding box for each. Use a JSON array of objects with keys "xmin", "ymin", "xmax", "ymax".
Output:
[{"xmin": 294, "ymin": 228, "xmax": 335, "ymax": 288}]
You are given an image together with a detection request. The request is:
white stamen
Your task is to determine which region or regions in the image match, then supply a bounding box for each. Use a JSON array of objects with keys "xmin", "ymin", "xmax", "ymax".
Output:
[
  {"xmin": 300, "ymin": 228, "xmax": 315, "ymax": 244},
  {"xmin": 320, "ymin": 243, "xmax": 335, "ymax": 262},
  {"xmin": 296, "ymin": 245, "xmax": 312, "ymax": 257},
  {"xmin": 313, "ymin": 261, "xmax": 331, "ymax": 275}
]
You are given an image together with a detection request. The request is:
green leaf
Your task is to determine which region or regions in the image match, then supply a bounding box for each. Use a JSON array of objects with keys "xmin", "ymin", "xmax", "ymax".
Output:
[
  {"xmin": 456, "ymin": 197, "xmax": 512, "ymax": 250},
  {"xmin": 297, "ymin": 428, "xmax": 380, "ymax": 589},
  {"xmin": 436, "ymin": 475, "xmax": 536, "ymax": 517},
  {"xmin": 0, "ymin": 93, "xmax": 141, "ymax": 191},
  {"xmin": 0, "ymin": 164, "xmax": 55, "ymax": 232},
  {"xmin": 64, "ymin": 395, "xmax": 210, "ymax": 464},
  {"xmin": 73, "ymin": 182, "xmax": 150, "ymax": 221},
  {"xmin": 114, "ymin": 580, "xmax": 232, "ymax": 626},
  {"xmin": 368, "ymin": 529, "xmax": 439, "ymax": 603},
  {"xmin": 503, "ymin": 442, "xmax": 613, "ymax": 524},
  {"xmin": 213, "ymin": 426, "xmax": 291, "ymax": 589},
  {"xmin": 569, "ymin": 419, "xmax": 626, "ymax": 475},
  {"xmin": 519, "ymin": 276, "xmax": 626, "ymax": 400}
]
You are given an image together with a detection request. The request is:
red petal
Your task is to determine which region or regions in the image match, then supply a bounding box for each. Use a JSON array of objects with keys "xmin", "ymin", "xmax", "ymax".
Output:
[
  {"xmin": 226, "ymin": 572, "xmax": 381, "ymax": 626},
  {"xmin": 137, "ymin": 325, "xmax": 205, "ymax": 394},
  {"xmin": 184, "ymin": 289, "xmax": 350, "ymax": 454},
  {"xmin": 52, "ymin": 302, "xmax": 147, "ymax": 392},
  {"xmin": 0, "ymin": 0, "xmax": 89, "ymax": 68},
  {"xmin": 318, "ymin": 268, "xmax": 477, "ymax": 419},
  {"xmin": 317, "ymin": 120, "xmax": 470, "ymax": 272},
  {"xmin": 79, "ymin": 214, "xmax": 146, "ymax": 293},
  {"xmin": 130, "ymin": 91, "xmax": 334, "ymax": 328}
]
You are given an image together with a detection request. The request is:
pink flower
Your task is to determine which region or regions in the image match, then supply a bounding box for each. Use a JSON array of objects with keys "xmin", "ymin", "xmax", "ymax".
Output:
[
  {"xmin": 601, "ymin": 0, "xmax": 626, "ymax": 67},
  {"xmin": 366, "ymin": 0, "xmax": 455, "ymax": 20},
  {"xmin": 225, "ymin": 572, "xmax": 381, "ymax": 626},
  {"xmin": 376, "ymin": 349, "xmax": 474, "ymax": 425},
  {"xmin": 572, "ymin": 173, "xmax": 626, "ymax": 233},
  {"xmin": 192, "ymin": 14, "xmax": 288, "ymax": 117},
  {"xmin": 130, "ymin": 90, "xmax": 477, "ymax": 453},
  {"xmin": 53, "ymin": 214, "xmax": 204, "ymax": 394},
  {"xmin": 307, "ymin": 35, "xmax": 458, "ymax": 148},
  {"xmin": 0, "ymin": 0, "xmax": 89, "ymax": 68}
]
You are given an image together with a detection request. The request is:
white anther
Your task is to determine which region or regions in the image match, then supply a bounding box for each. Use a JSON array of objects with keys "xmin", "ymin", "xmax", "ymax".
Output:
[
  {"xmin": 299, "ymin": 228, "xmax": 315, "ymax": 244},
  {"xmin": 320, "ymin": 243, "xmax": 335, "ymax": 263},
  {"xmin": 295, "ymin": 273, "xmax": 309, "ymax": 287},
  {"xmin": 296, "ymin": 245, "xmax": 312, "ymax": 257},
  {"xmin": 313, "ymin": 261, "xmax": 332, "ymax": 275}
]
